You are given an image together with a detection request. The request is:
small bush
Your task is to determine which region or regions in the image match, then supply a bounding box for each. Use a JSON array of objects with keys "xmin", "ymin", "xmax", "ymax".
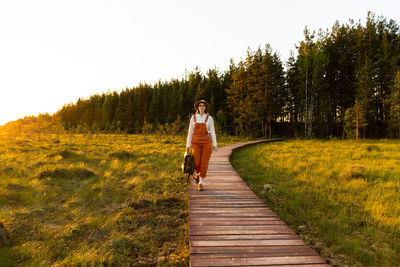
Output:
[
  {"xmin": 343, "ymin": 164, "xmax": 366, "ymax": 179},
  {"xmin": 115, "ymin": 210, "xmax": 148, "ymax": 232},
  {"xmin": 1, "ymin": 167, "xmax": 16, "ymax": 174},
  {"xmin": 20, "ymin": 148, "xmax": 39, "ymax": 152},
  {"xmin": 364, "ymin": 145, "xmax": 379, "ymax": 152},
  {"xmin": 38, "ymin": 168, "xmax": 96, "ymax": 179},
  {"xmin": 6, "ymin": 183, "xmax": 26, "ymax": 191},
  {"xmin": 32, "ymin": 161, "xmax": 45, "ymax": 167},
  {"xmin": 0, "ymin": 222, "xmax": 10, "ymax": 246},
  {"xmin": 127, "ymin": 199, "xmax": 151, "ymax": 210},
  {"xmin": 155, "ymin": 197, "xmax": 182, "ymax": 208},
  {"xmin": 49, "ymin": 149, "xmax": 79, "ymax": 159},
  {"xmin": 109, "ymin": 237, "xmax": 140, "ymax": 256},
  {"xmin": 107, "ymin": 150, "xmax": 135, "ymax": 160}
]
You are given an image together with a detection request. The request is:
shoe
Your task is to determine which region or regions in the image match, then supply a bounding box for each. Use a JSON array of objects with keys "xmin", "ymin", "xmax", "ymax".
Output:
[
  {"xmin": 193, "ymin": 173, "xmax": 199, "ymax": 184},
  {"xmin": 197, "ymin": 184, "xmax": 203, "ymax": 191}
]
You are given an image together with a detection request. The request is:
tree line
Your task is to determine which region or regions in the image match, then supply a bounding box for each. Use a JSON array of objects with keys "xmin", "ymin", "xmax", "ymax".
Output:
[{"xmin": 2, "ymin": 12, "xmax": 400, "ymax": 139}]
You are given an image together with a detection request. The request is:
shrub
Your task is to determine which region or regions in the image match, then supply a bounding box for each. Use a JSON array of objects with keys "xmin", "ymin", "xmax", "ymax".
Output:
[
  {"xmin": 0, "ymin": 221, "xmax": 10, "ymax": 246},
  {"xmin": 343, "ymin": 164, "xmax": 366, "ymax": 179},
  {"xmin": 107, "ymin": 150, "xmax": 135, "ymax": 160},
  {"xmin": 38, "ymin": 168, "xmax": 96, "ymax": 179}
]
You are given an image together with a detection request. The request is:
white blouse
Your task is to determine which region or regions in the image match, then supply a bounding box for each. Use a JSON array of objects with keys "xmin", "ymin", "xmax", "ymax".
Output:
[{"xmin": 186, "ymin": 113, "xmax": 218, "ymax": 148}]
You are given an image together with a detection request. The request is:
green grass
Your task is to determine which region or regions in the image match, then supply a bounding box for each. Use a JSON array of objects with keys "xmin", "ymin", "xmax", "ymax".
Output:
[
  {"xmin": 0, "ymin": 133, "xmax": 249, "ymax": 266},
  {"xmin": 230, "ymin": 139, "xmax": 400, "ymax": 266}
]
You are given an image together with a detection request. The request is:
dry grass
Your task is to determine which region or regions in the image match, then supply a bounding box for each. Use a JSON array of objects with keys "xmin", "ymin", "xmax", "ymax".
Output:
[
  {"xmin": 231, "ymin": 139, "xmax": 400, "ymax": 267},
  {"xmin": 0, "ymin": 133, "xmax": 248, "ymax": 266}
]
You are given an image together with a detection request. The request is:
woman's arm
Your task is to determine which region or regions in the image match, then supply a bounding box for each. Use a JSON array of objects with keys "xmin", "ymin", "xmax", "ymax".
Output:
[
  {"xmin": 209, "ymin": 116, "xmax": 218, "ymax": 149},
  {"xmin": 186, "ymin": 115, "xmax": 194, "ymax": 152}
]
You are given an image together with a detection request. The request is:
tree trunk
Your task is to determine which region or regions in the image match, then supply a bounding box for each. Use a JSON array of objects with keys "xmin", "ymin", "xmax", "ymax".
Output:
[
  {"xmin": 309, "ymin": 101, "xmax": 313, "ymax": 138},
  {"xmin": 356, "ymin": 111, "xmax": 359, "ymax": 141}
]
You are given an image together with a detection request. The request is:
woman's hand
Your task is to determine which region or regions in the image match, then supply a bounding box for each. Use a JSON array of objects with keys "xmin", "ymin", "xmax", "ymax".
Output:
[
  {"xmin": 186, "ymin": 147, "xmax": 190, "ymax": 154},
  {"xmin": 213, "ymin": 146, "xmax": 218, "ymax": 152}
]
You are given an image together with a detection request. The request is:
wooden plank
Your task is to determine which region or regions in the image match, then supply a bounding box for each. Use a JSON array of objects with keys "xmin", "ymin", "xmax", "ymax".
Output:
[
  {"xmin": 190, "ymin": 199, "xmax": 260, "ymax": 202},
  {"xmin": 190, "ymin": 206, "xmax": 269, "ymax": 210},
  {"xmin": 190, "ymin": 214, "xmax": 277, "ymax": 218},
  {"xmin": 190, "ymin": 203, "xmax": 267, "ymax": 207},
  {"xmin": 191, "ymin": 251, "xmax": 317, "ymax": 258},
  {"xmin": 190, "ymin": 239, "xmax": 306, "ymax": 247},
  {"xmin": 189, "ymin": 217, "xmax": 280, "ymax": 222},
  {"xmin": 191, "ymin": 253, "xmax": 315, "ymax": 258},
  {"xmin": 199, "ymin": 186, "xmax": 251, "ymax": 190},
  {"xmin": 190, "ymin": 211, "xmax": 274, "ymax": 215},
  {"xmin": 191, "ymin": 225, "xmax": 291, "ymax": 231},
  {"xmin": 189, "ymin": 189, "xmax": 255, "ymax": 192},
  {"xmin": 190, "ymin": 245, "xmax": 313, "ymax": 254},
  {"xmin": 189, "ymin": 234, "xmax": 300, "ymax": 240},
  {"xmin": 190, "ymin": 193, "xmax": 256, "ymax": 196},
  {"xmin": 190, "ymin": 193, "xmax": 257, "ymax": 196},
  {"xmin": 190, "ymin": 196, "xmax": 258, "ymax": 199},
  {"xmin": 191, "ymin": 207, "xmax": 271, "ymax": 211},
  {"xmin": 190, "ymin": 229, "xmax": 295, "ymax": 235},
  {"xmin": 189, "ymin": 214, "xmax": 278, "ymax": 218},
  {"xmin": 199, "ymin": 182, "xmax": 249, "ymax": 185},
  {"xmin": 189, "ymin": 195, "xmax": 259, "ymax": 198},
  {"xmin": 189, "ymin": 221, "xmax": 285, "ymax": 226},
  {"xmin": 190, "ymin": 256, "xmax": 326, "ymax": 266},
  {"xmin": 205, "ymin": 174, "xmax": 238, "ymax": 177},
  {"xmin": 190, "ymin": 201, "xmax": 265, "ymax": 204},
  {"xmin": 190, "ymin": 204, "xmax": 266, "ymax": 208},
  {"xmin": 190, "ymin": 205, "xmax": 268, "ymax": 209}
]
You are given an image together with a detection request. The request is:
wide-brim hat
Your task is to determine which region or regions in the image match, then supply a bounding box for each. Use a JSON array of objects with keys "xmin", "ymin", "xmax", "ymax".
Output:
[{"xmin": 194, "ymin": 100, "xmax": 210, "ymax": 111}]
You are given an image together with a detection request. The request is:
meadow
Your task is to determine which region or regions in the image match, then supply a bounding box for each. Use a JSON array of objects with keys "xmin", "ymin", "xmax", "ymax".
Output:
[
  {"xmin": 231, "ymin": 139, "xmax": 400, "ymax": 267},
  {"xmin": 0, "ymin": 133, "xmax": 248, "ymax": 266}
]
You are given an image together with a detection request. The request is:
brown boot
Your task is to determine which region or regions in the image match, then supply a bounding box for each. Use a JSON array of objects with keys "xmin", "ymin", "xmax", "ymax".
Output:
[{"xmin": 197, "ymin": 184, "xmax": 203, "ymax": 191}]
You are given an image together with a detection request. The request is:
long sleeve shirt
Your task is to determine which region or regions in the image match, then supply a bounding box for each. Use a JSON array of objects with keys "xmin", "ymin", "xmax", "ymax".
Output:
[{"xmin": 186, "ymin": 113, "xmax": 218, "ymax": 148}]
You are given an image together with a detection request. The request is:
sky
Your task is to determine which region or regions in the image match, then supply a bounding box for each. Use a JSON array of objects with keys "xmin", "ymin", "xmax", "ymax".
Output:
[{"xmin": 1, "ymin": 0, "xmax": 399, "ymax": 126}]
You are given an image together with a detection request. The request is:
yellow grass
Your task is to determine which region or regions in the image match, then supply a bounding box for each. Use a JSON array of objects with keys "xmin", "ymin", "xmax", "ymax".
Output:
[
  {"xmin": 231, "ymin": 139, "xmax": 400, "ymax": 266},
  {"xmin": 0, "ymin": 133, "xmax": 248, "ymax": 266}
]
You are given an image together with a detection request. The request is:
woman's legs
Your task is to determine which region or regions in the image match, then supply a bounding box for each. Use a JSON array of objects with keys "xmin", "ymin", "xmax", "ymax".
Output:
[
  {"xmin": 192, "ymin": 143, "xmax": 202, "ymax": 175},
  {"xmin": 198, "ymin": 142, "xmax": 212, "ymax": 179},
  {"xmin": 192, "ymin": 142, "xmax": 211, "ymax": 189}
]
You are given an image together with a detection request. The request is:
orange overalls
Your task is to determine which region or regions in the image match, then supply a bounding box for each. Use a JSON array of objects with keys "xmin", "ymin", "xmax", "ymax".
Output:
[{"xmin": 191, "ymin": 113, "xmax": 212, "ymax": 178}]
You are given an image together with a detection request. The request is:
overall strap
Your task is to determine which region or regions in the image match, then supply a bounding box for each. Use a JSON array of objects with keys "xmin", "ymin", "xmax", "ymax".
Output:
[
  {"xmin": 193, "ymin": 113, "xmax": 197, "ymax": 123},
  {"xmin": 205, "ymin": 113, "xmax": 209, "ymax": 123}
]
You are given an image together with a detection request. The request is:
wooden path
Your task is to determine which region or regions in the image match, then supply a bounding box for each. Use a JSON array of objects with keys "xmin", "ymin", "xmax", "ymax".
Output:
[{"xmin": 189, "ymin": 139, "xmax": 328, "ymax": 267}]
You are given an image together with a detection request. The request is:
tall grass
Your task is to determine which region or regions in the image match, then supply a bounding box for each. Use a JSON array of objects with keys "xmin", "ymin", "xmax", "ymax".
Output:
[
  {"xmin": 0, "ymin": 133, "xmax": 248, "ymax": 266},
  {"xmin": 231, "ymin": 139, "xmax": 400, "ymax": 266}
]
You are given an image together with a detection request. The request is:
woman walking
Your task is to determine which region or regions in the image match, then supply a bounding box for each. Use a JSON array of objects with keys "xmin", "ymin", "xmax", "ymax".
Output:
[{"xmin": 186, "ymin": 100, "xmax": 218, "ymax": 191}]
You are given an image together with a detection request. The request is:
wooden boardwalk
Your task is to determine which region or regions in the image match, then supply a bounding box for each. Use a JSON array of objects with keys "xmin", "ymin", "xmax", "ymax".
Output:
[{"xmin": 189, "ymin": 139, "xmax": 328, "ymax": 267}]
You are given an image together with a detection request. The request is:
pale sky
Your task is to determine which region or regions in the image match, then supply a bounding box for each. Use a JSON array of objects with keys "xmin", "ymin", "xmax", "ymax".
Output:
[{"xmin": 1, "ymin": 0, "xmax": 399, "ymax": 126}]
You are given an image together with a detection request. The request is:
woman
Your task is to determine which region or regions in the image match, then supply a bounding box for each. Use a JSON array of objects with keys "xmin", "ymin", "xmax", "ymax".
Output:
[{"xmin": 186, "ymin": 100, "xmax": 218, "ymax": 191}]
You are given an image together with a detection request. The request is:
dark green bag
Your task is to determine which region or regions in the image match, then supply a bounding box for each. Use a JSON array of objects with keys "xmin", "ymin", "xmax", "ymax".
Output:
[{"xmin": 181, "ymin": 153, "xmax": 195, "ymax": 184}]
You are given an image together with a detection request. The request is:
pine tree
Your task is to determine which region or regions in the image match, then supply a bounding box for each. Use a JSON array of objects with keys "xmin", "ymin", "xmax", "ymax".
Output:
[
  {"xmin": 344, "ymin": 100, "xmax": 367, "ymax": 141},
  {"xmin": 386, "ymin": 71, "xmax": 400, "ymax": 137}
]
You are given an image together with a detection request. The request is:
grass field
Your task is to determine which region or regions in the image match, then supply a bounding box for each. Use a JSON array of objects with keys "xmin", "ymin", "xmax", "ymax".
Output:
[
  {"xmin": 230, "ymin": 139, "xmax": 400, "ymax": 267},
  {"xmin": 0, "ymin": 133, "xmax": 248, "ymax": 266}
]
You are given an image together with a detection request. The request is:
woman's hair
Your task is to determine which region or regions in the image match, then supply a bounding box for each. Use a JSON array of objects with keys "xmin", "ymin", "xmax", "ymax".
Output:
[{"xmin": 195, "ymin": 108, "xmax": 207, "ymax": 114}]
